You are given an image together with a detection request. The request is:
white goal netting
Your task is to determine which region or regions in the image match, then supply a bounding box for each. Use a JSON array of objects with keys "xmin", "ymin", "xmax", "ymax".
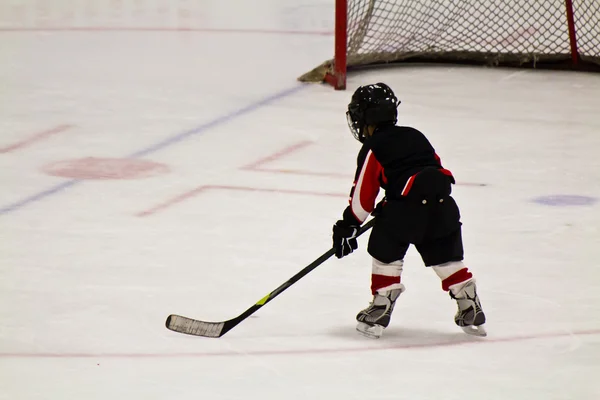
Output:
[{"xmin": 300, "ymin": 0, "xmax": 600, "ymax": 82}]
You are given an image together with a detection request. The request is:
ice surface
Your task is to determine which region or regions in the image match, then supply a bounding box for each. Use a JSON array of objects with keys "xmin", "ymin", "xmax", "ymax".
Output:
[{"xmin": 1, "ymin": 1, "xmax": 599, "ymax": 399}]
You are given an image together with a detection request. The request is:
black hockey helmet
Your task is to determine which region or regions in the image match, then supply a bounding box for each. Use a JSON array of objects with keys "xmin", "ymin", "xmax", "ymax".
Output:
[{"xmin": 346, "ymin": 83, "xmax": 400, "ymax": 142}]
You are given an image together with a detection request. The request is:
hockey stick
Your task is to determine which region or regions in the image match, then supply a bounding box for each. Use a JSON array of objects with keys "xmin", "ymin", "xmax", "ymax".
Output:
[{"xmin": 165, "ymin": 218, "xmax": 375, "ymax": 338}]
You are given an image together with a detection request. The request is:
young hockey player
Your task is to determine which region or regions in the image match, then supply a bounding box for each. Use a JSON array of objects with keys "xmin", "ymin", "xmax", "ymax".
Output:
[{"xmin": 332, "ymin": 83, "xmax": 486, "ymax": 339}]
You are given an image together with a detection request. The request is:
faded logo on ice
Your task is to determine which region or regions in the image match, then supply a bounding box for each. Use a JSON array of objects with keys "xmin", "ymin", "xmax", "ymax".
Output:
[{"xmin": 532, "ymin": 195, "xmax": 598, "ymax": 206}]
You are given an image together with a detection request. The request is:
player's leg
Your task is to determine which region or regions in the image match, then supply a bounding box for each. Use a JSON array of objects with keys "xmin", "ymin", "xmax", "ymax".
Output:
[
  {"xmin": 356, "ymin": 221, "xmax": 410, "ymax": 338},
  {"xmin": 355, "ymin": 257, "xmax": 406, "ymax": 338},
  {"xmin": 417, "ymin": 212, "xmax": 487, "ymax": 336}
]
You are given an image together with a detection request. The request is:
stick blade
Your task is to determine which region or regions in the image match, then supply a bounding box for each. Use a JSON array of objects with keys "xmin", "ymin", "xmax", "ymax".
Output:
[{"xmin": 166, "ymin": 314, "xmax": 225, "ymax": 338}]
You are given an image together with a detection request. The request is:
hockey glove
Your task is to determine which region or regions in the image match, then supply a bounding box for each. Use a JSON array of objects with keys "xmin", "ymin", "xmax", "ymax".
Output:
[{"xmin": 332, "ymin": 220, "xmax": 359, "ymax": 259}]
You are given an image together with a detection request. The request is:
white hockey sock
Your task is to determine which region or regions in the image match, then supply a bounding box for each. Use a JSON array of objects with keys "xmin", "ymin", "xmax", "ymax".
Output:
[
  {"xmin": 371, "ymin": 258, "xmax": 405, "ymax": 294},
  {"xmin": 431, "ymin": 261, "xmax": 474, "ymax": 296}
]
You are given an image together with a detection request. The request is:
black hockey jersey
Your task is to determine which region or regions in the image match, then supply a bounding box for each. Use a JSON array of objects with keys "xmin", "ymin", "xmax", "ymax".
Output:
[{"xmin": 345, "ymin": 125, "xmax": 454, "ymax": 224}]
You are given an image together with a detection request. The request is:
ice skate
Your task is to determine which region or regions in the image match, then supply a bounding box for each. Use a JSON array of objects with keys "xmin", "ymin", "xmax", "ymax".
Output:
[
  {"xmin": 451, "ymin": 281, "xmax": 487, "ymax": 337},
  {"xmin": 356, "ymin": 285, "xmax": 404, "ymax": 339}
]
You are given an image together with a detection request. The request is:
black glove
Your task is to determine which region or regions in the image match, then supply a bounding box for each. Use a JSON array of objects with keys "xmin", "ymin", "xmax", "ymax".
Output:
[{"xmin": 332, "ymin": 220, "xmax": 359, "ymax": 259}]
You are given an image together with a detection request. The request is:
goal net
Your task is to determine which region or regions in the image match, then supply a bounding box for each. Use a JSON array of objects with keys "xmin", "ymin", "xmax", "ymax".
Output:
[{"xmin": 299, "ymin": 0, "xmax": 600, "ymax": 89}]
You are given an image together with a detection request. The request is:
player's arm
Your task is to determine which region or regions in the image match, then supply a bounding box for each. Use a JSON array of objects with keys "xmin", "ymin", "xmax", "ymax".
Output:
[
  {"xmin": 332, "ymin": 147, "xmax": 383, "ymax": 258},
  {"xmin": 345, "ymin": 148, "xmax": 383, "ymax": 225}
]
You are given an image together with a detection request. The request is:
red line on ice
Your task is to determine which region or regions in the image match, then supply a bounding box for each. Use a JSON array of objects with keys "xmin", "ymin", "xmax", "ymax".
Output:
[
  {"xmin": 1, "ymin": 329, "xmax": 598, "ymax": 359},
  {"xmin": 242, "ymin": 141, "xmax": 314, "ymax": 170},
  {"xmin": 253, "ymin": 168, "xmax": 349, "ymax": 178},
  {"xmin": 137, "ymin": 141, "xmax": 354, "ymax": 217},
  {"xmin": 0, "ymin": 124, "xmax": 73, "ymax": 154},
  {"xmin": 136, "ymin": 185, "xmax": 347, "ymax": 217},
  {"xmin": 0, "ymin": 27, "xmax": 333, "ymax": 36},
  {"xmin": 242, "ymin": 141, "xmax": 349, "ymax": 179}
]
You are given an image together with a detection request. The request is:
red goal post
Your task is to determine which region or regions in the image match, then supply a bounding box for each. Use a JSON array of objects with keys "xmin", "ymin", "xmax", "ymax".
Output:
[{"xmin": 299, "ymin": 0, "xmax": 600, "ymax": 90}]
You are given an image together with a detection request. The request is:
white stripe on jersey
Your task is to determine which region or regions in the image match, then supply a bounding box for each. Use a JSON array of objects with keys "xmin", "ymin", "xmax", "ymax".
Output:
[{"xmin": 351, "ymin": 150, "xmax": 376, "ymax": 223}]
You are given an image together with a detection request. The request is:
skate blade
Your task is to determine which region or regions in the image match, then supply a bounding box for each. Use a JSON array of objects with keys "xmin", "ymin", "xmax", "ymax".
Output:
[
  {"xmin": 461, "ymin": 324, "xmax": 487, "ymax": 337},
  {"xmin": 356, "ymin": 322, "xmax": 384, "ymax": 339}
]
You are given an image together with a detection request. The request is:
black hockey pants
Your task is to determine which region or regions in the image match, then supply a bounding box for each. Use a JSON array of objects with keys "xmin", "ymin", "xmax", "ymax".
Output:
[{"xmin": 367, "ymin": 167, "xmax": 464, "ymax": 266}]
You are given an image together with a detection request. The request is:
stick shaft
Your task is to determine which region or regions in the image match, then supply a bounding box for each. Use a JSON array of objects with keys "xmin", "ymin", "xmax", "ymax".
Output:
[{"xmin": 167, "ymin": 219, "xmax": 375, "ymax": 337}]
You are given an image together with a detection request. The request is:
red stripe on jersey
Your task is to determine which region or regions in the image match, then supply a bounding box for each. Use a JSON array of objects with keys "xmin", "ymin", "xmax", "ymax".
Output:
[
  {"xmin": 441, "ymin": 268, "xmax": 473, "ymax": 292},
  {"xmin": 440, "ymin": 168, "xmax": 454, "ymax": 179},
  {"xmin": 350, "ymin": 150, "xmax": 382, "ymax": 223},
  {"xmin": 381, "ymin": 170, "xmax": 388, "ymax": 185},
  {"xmin": 435, "ymin": 154, "xmax": 454, "ymax": 181}
]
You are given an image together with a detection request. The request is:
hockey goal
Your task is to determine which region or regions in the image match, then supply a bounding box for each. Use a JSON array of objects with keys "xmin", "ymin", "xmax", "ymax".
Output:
[{"xmin": 299, "ymin": 0, "xmax": 600, "ymax": 89}]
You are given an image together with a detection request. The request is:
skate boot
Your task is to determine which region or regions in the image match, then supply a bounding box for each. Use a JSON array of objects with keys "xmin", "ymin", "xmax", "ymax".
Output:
[
  {"xmin": 356, "ymin": 285, "xmax": 405, "ymax": 339},
  {"xmin": 451, "ymin": 281, "xmax": 487, "ymax": 337}
]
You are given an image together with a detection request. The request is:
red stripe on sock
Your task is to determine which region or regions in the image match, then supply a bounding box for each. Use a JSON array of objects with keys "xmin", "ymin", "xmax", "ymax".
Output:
[
  {"xmin": 371, "ymin": 274, "xmax": 401, "ymax": 295},
  {"xmin": 441, "ymin": 268, "xmax": 473, "ymax": 291}
]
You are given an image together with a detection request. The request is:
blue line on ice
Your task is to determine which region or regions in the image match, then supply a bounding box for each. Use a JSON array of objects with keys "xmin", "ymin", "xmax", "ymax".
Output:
[{"xmin": 0, "ymin": 85, "xmax": 307, "ymax": 216}]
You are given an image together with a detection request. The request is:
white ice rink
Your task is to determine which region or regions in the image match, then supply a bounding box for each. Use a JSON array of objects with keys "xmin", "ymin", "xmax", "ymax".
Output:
[{"xmin": 1, "ymin": 1, "xmax": 600, "ymax": 399}]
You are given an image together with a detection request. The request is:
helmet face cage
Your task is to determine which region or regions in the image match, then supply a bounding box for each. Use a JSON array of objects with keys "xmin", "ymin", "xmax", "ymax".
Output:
[{"xmin": 346, "ymin": 110, "xmax": 364, "ymax": 142}]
